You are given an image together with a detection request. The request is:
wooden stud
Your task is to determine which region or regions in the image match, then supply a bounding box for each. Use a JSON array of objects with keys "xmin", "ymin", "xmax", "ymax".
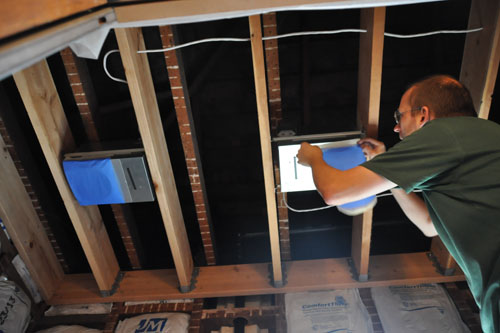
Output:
[
  {"xmin": 460, "ymin": 0, "xmax": 500, "ymax": 119},
  {"xmin": 249, "ymin": 15, "xmax": 283, "ymax": 286},
  {"xmin": 48, "ymin": 252, "xmax": 465, "ymax": 305},
  {"xmin": 430, "ymin": 237, "xmax": 456, "ymax": 275},
  {"xmin": 60, "ymin": 47, "xmax": 145, "ymax": 270},
  {"xmin": 351, "ymin": 210, "xmax": 373, "ymax": 281},
  {"xmin": 13, "ymin": 60, "xmax": 120, "ymax": 294},
  {"xmin": 115, "ymin": 27, "xmax": 194, "ymax": 291},
  {"xmin": 0, "ymin": 134, "xmax": 64, "ymax": 301},
  {"xmin": 353, "ymin": 7, "xmax": 386, "ymax": 281}
]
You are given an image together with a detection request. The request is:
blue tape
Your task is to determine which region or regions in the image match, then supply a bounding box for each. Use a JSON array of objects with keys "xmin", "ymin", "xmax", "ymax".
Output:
[
  {"xmin": 322, "ymin": 145, "xmax": 376, "ymax": 212},
  {"xmin": 63, "ymin": 159, "xmax": 125, "ymax": 206}
]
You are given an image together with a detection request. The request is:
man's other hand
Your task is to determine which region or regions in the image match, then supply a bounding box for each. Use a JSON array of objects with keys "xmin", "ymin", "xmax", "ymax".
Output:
[
  {"xmin": 358, "ymin": 138, "xmax": 386, "ymax": 160},
  {"xmin": 297, "ymin": 142, "xmax": 322, "ymax": 166}
]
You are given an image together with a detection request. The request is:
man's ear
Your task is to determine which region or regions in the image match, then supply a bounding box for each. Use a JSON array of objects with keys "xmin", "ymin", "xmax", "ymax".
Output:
[{"xmin": 419, "ymin": 106, "xmax": 431, "ymax": 127}]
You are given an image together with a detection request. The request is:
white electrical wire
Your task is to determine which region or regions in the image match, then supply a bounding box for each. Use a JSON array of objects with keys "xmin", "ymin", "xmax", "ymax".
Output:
[
  {"xmin": 262, "ymin": 29, "xmax": 367, "ymax": 40},
  {"xmin": 137, "ymin": 37, "xmax": 250, "ymax": 54},
  {"xmin": 103, "ymin": 26, "xmax": 483, "ymax": 83},
  {"xmin": 103, "ymin": 50, "xmax": 128, "ymax": 84},
  {"xmin": 384, "ymin": 27, "xmax": 483, "ymax": 39}
]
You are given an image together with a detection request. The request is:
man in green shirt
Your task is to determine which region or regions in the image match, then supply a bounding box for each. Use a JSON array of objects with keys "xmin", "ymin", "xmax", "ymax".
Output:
[{"xmin": 297, "ymin": 75, "xmax": 500, "ymax": 333}]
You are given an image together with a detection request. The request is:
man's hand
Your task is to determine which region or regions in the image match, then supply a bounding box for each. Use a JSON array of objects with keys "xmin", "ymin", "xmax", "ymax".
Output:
[
  {"xmin": 358, "ymin": 138, "xmax": 386, "ymax": 160},
  {"xmin": 296, "ymin": 142, "xmax": 323, "ymax": 167}
]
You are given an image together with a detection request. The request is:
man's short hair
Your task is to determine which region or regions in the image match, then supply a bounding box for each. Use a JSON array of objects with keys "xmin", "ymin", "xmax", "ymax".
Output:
[{"xmin": 408, "ymin": 75, "xmax": 477, "ymax": 118}]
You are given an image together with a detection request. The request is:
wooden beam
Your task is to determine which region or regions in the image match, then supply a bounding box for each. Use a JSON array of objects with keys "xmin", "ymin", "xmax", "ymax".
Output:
[
  {"xmin": 13, "ymin": 60, "xmax": 120, "ymax": 294},
  {"xmin": 357, "ymin": 7, "xmax": 385, "ymax": 138},
  {"xmin": 430, "ymin": 237, "xmax": 456, "ymax": 275},
  {"xmin": 0, "ymin": 0, "xmax": 106, "ymax": 40},
  {"xmin": 0, "ymin": 134, "xmax": 64, "ymax": 301},
  {"xmin": 48, "ymin": 252, "xmax": 465, "ymax": 305},
  {"xmin": 249, "ymin": 15, "xmax": 283, "ymax": 287},
  {"xmin": 351, "ymin": 211, "xmax": 373, "ymax": 281},
  {"xmin": 262, "ymin": 12, "xmax": 291, "ymax": 261},
  {"xmin": 460, "ymin": 0, "xmax": 500, "ymax": 119},
  {"xmin": 353, "ymin": 7, "xmax": 385, "ymax": 281},
  {"xmin": 0, "ymin": 8, "xmax": 114, "ymax": 81},
  {"xmin": 115, "ymin": 0, "xmax": 438, "ymax": 26},
  {"xmin": 115, "ymin": 27, "xmax": 194, "ymax": 291}
]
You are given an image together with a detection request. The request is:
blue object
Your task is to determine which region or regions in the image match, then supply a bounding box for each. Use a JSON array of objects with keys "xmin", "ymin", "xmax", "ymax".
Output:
[
  {"xmin": 322, "ymin": 145, "xmax": 376, "ymax": 215},
  {"xmin": 63, "ymin": 159, "xmax": 125, "ymax": 206}
]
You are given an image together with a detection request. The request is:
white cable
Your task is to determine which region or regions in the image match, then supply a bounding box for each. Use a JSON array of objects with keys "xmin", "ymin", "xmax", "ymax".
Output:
[
  {"xmin": 137, "ymin": 37, "xmax": 250, "ymax": 54},
  {"xmin": 102, "ymin": 27, "xmax": 483, "ymax": 83},
  {"xmin": 384, "ymin": 27, "xmax": 483, "ymax": 38},
  {"xmin": 103, "ymin": 49, "xmax": 127, "ymax": 84},
  {"xmin": 262, "ymin": 29, "xmax": 367, "ymax": 40}
]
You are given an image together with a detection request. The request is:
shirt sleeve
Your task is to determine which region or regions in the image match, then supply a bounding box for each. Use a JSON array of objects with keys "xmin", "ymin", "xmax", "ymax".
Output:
[{"xmin": 362, "ymin": 121, "xmax": 464, "ymax": 193}]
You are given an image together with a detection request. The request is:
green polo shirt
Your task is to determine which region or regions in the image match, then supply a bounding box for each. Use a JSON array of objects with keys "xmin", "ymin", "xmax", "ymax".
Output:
[{"xmin": 363, "ymin": 117, "xmax": 500, "ymax": 333}]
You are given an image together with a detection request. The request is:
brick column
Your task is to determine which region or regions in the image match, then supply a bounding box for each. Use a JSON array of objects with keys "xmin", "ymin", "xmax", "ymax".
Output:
[
  {"xmin": 263, "ymin": 13, "xmax": 291, "ymax": 261},
  {"xmin": 159, "ymin": 25, "xmax": 216, "ymax": 266},
  {"xmin": 263, "ymin": 13, "xmax": 283, "ymax": 133},
  {"xmin": 103, "ymin": 302, "xmax": 122, "ymax": 333},
  {"xmin": 0, "ymin": 116, "xmax": 69, "ymax": 272},
  {"xmin": 60, "ymin": 47, "xmax": 144, "ymax": 270},
  {"xmin": 189, "ymin": 298, "xmax": 204, "ymax": 333}
]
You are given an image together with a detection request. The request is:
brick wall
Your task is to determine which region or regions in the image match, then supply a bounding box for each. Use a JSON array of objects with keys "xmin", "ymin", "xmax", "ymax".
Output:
[{"xmin": 159, "ymin": 25, "xmax": 216, "ymax": 266}]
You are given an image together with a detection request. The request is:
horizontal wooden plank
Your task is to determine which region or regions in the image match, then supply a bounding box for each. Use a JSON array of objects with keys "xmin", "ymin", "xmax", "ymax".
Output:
[
  {"xmin": 0, "ymin": 0, "xmax": 106, "ymax": 40},
  {"xmin": 114, "ymin": 0, "xmax": 440, "ymax": 26},
  {"xmin": 48, "ymin": 252, "xmax": 465, "ymax": 304}
]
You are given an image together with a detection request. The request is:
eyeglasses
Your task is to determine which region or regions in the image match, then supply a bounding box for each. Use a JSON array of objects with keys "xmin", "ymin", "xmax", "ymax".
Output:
[{"xmin": 394, "ymin": 107, "xmax": 422, "ymax": 124}]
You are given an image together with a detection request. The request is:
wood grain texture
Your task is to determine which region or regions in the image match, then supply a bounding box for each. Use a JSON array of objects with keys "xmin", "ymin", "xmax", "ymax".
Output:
[
  {"xmin": 115, "ymin": 0, "xmax": 431, "ymax": 25},
  {"xmin": 13, "ymin": 60, "xmax": 120, "ymax": 293},
  {"xmin": 352, "ymin": 7, "xmax": 385, "ymax": 280},
  {"xmin": 357, "ymin": 6, "xmax": 385, "ymax": 138},
  {"xmin": 249, "ymin": 15, "xmax": 283, "ymax": 285},
  {"xmin": 0, "ymin": 0, "xmax": 106, "ymax": 39},
  {"xmin": 460, "ymin": 0, "xmax": 500, "ymax": 119},
  {"xmin": 430, "ymin": 237, "xmax": 456, "ymax": 271},
  {"xmin": 351, "ymin": 210, "xmax": 373, "ymax": 278},
  {"xmin": 115, "ymin": 27, "xmax": 194, "ymax": 288},
  {"xmin": 0, "ymin": 134, "xmax": 63, "ymax": 301},
  {"xmin": 48, "ymin": 252, "xmax": 465, "ymax": 305}
]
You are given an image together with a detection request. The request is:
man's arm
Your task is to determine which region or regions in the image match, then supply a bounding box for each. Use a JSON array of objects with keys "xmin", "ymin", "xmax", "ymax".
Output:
[
  {"xmin": 359, "ymin": 138, "xmax": 436, "ymax": 237},
  {"xmin": 391, "ymin": 189, "xmax": 437, "ymax": 237},
  {"xmin": 297, "ymin": 142, "xmax": 396, "ymax": 205}
]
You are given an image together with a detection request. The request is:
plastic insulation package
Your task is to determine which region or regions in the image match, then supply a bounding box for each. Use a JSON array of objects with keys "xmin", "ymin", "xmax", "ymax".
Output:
[
  {"xmin": 371, "ymin": 284, "xmax": 470, "ymax": 333},
  {"xmin": 285, "ymin": 289, "xmax": 373, "ymax": 333},
  {"xmin": 0, "ymin": 280, "xmax": 31, "ymax": 333},
  {"xmin": 36, "ymin": 326, "xmax": 102, "ymax": 333},
  {"xmin": 114, "ymin": 312, "xmax": 190, "ymax": 333}
]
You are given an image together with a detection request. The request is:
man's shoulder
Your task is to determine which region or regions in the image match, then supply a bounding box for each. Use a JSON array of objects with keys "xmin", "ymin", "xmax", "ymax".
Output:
[{"xmin": 417, "ymin": 116, "xmax": 500, "ymax": 138}]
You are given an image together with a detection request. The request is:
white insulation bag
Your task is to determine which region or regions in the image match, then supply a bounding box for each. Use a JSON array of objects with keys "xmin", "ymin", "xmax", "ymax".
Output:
[
  {"xmin": 114, "ymin": 312, "xmax": 190, "ymax": 333},
  {"xmin": 36, "ymin": 325, "xmax": 102, "ymax": 333},
  {"xmin": 285, "ymin": 289, "xmax": 373, "ymax": 333},
  {"xmin": 0, "ymin": 280, "xmax": 31, "ymax": 333},
  {"xmin": 371, "ymin": 283, "xmax": 470, "ymax": 333}
]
